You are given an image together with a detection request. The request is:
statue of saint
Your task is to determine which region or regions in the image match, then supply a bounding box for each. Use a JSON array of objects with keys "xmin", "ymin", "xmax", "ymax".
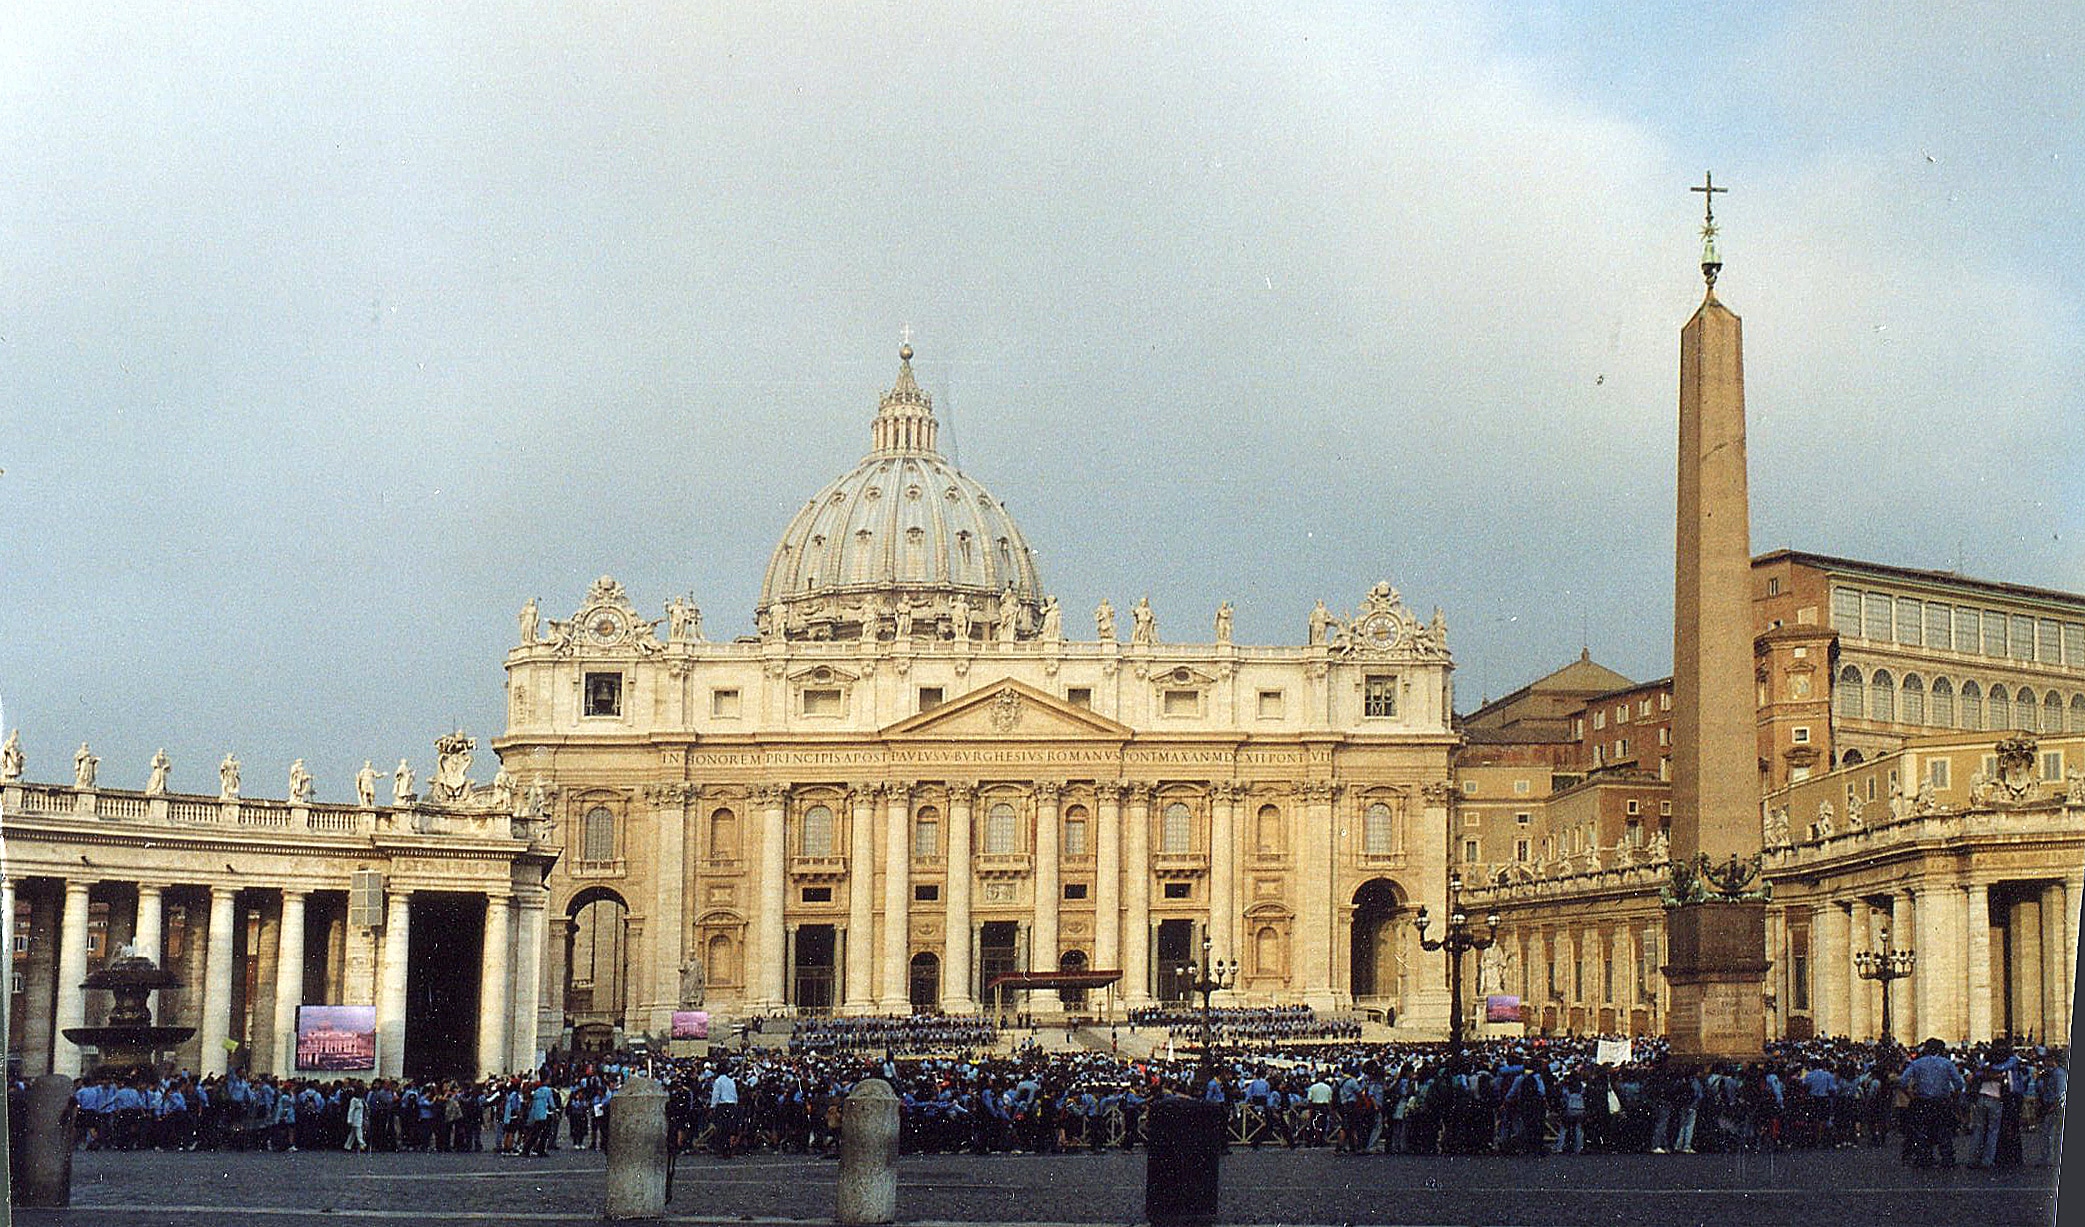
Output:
[
  {"xmin": 393, "ymin": 758, "xmax": 415, "ymax": 805},
  {"xmin": 491, "ymin": 765, "xmax": 516, "ymax": 812},
  {"xmin": 1214, "ymin": 602, "xmax": 1233, "ymax": 644},
  {"xmin": 355, "ymin": 760, "xmax": 380, "ymax": 808},
  {"xmin": 146, "ymin": 748, "xmax": 170, "ymax": 795},
  {"xmin": 997, "ymin": 584, "xmax": 1020, "ymax": 642},
  {"xmin": 287, "ymin": 759, "xmax": 312, "ymax": 804},
  {"xmin": 0, "ymin": 729, "xmax": 21, "ymax": 782},
  {"xmin": 1039, "ymin": 597, "xmax": 1062, "ymax": 642},
  {"xmin": 1130, "ymin": 596, "xmax": 1156, "ymax": 646},
  {"xmin": 218, "ymin": 753, "xmax": 242, "ymax": 801},
  {"xmin": 1094, "ymin": 599, "xmax": 1116, "ymax": 642},
  {"xmin": 1308, "ymin": 599, "xmax": 1329, "ymax": 646},
  {"xmin": 679, "ymin": 958, "xmax": 706, "ymax": 1007},
  {"xmin": 666, "ymin": 595, "xmax": 703, "ymax": 643},
  {"xmin": 894, "ymin": 602, "xmax": 914, "ymax": 639},
  {"xmin": 950, "ymin": 598, "xmax": 972, "ymax": 642},
  {"xmin": 518, "ymin": 597, "xmax": 539, "ymax": 644},
  {"xmin": 74, "ymin": 741, "xmax": 98, "ymax": 790}
]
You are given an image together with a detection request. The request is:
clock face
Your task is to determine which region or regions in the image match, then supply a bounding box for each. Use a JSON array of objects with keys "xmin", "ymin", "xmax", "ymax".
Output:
[
  {"xmin": 1362, "ymin": 613, "xmax": 1400, "ymax": 647},
  {"xmin": 588, "ymin": 610, "xmax": 628, "ymax": 644}
]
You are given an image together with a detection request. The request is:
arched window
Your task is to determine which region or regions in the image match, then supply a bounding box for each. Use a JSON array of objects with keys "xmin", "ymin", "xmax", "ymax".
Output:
[
  {"xmin": 710, "ymin": 807, "xmax": 739, "ymax": 858},
  {"xmin": 2043, "ymin": 691, "xmax": 2063, "ymax": 734},
  {"xmin": 1363, "ymin": 802, "xmax": 1394, "ymax": 855},
  {"xmin": 1161, "ymin": 802, "xmax": 1192, "ymax": 854},
  {"xmin": 1868, "ymin": 669, "xmax": 1895, "ymax": 723},
  {"xmin": 1256, "ymin": 804, "xmax": 1283, "ymax": 855},
  {"xmin": 801, "ymin": 804, "xmax": 834, "ymax": 857},
  {"xmin": 985, "ymin": 802, "xmax": 1017, "ymax": 854},
  {"xmin": 583, "ymin": 806, "xmax": 616, "ymax": 862},
  {"xmin": 1960, "ymin": 681, "xmax": 1984, "ymax": 730},
  {"xmin": 1930, "ymin": 677, "xmax": 1955, "ymax": 728},
  {"xmin": 1989, "ymin": 684, "xmax": 2011, "ymax": 730},
  {"xmin": 2071, "ymin": 694, "xmax": 2085, "ymax": 733},
  {"xmin": 706, "ymin": 933, "xmax": 736, "ymax": 984},
  {"xmin": 1901, "ymin": 674, "xmax": 1925, "ymax": 725},
  {"xmin": 1837, "ymin": 666, "xmax": 1864, "ymax": 720},
  {"xmin": 913, "ymin": 806, "xmax": 940, "ymax": 859},
  {"xmin": 1062, "ymin": 804, "xmax": 1089, "ymax": 857}
]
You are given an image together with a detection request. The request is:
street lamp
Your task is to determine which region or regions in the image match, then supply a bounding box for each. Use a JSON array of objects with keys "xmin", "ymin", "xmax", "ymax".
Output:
[
  {"xmin": 1175, "ymin": 928, "xmax": 1237, "ymax": 1091},
  {"xmin": 1853, "ymin": 922, "xmax": 1916, "ymax": 1046},
  {"xmin": 1413, "ymin": 871, "xmax": 1500, "ymax": 1059}
]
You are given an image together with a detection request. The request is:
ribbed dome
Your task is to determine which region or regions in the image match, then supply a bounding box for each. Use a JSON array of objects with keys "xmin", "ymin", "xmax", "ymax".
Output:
[{"xmin": 756, "ymin": 346, "xmax": 1045, "ymax": 642}]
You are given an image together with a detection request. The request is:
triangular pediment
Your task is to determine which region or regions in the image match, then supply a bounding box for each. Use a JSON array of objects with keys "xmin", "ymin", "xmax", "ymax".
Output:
[{"xmin": 882, "ymin": 678, "xmax": 1133, "ymax": 740}]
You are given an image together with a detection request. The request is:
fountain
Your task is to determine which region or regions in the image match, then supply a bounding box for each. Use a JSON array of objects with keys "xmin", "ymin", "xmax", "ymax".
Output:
[{"xmin": 61, "ymin": 949, "xmax": 197, "ymax": 1077}]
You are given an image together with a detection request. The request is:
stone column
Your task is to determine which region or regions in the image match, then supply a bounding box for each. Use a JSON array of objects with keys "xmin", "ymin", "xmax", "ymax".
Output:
[
  {"xmin": 1966, "ymin": 882, "xmax": 1994, "ymax": 1042},
  {"xmin": 512, "ymin": 891, "xmax": 547, "ymax": 1072},
  {"xmin": 1032, "ymin": 783, "xmax": 1061, "ymax": 1011},
  {"xmin": 845, "ymin": 785, "xmax": 879, "ymax": 1013},
  {"xmin": 134, "ymin": 884, "xmax": 164, "ymax": 1019},
  {"xmin": 1916, "ymin": 885, "xmax": 1948, "ymax": 1044},
  {"xmin": 1094, "ymin": 784, "xmax": 1122, "ymax": 1001},
  {"xmin": 1935, "ymin": 885, "xmax": 1968, "ymax": 1041},
  {"xmin": 1814, "ymin": 902, "xmax": 1849, "ymax": 1040},
  {"xmin": 1847, "ymin": 904, "xmax": 1872, "ymax": 1040},
  {"xmin": 2040, "ymin": 882, "xmax": 2068, "ymax": 1040},
  {"xmin": 200, "ymin": 887, "xmax": 237, "ymax": 1077},
  {"xmin": 51, "ymin": 880, "xmax": 91, "ymax": 1078},
  {"xmin": 477, "ymin": 894, "xmax": 511, "ymax": 1076},
  {"xmin": 754, "ymin": 784, "xmax": 789, "ymax": 1010},
  {"xmin": 1888, "ymin": 892, "xmax": 1915, "ymax": 1043},
  {"xmin": 2013, "ymin": 896, "xmax": 2045, "ymax": 1040},
  {"xmin": 943, "ymin": 784, "xmax": 975, "ymax": 1014},
  {"xmin": 878, "ymin": 785, "xmax": 912, "ymax": 1012},
  {"xmin": 1123, "ymin": 784, "xmax": 1153, "ymax": 1006},
  {"xmin": 1209, "ymin": 784, "xmax": 1236, "ymax": 984},
  {"xmin": 1297, "ymin": 781, "xmax": 1338, "ymax": 1011},
  {"xmin": 272, "ymin": 889, "xmax": 306, "ymax": 1077},
  {"xmin": 377, "ymin": 890, "xmax": 411, "ymax": 1078},
  {"xmin": 651, "ymin": 786, "xmax": 688, "ymax": 1037}
]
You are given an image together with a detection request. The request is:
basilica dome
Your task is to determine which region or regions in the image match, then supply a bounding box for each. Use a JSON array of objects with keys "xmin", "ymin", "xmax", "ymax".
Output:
[{"xmin": 756, "ymin": 345, "xmax": 1045, "ymax": 642}]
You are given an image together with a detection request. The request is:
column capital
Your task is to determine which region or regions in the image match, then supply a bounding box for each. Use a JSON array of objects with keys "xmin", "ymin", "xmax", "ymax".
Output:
[
  {"xmin": 884, "ymin": 782, "xmax": 914, "ymax": 807},
  {"xmin": 848, "ymin": 784, "xmax": 883, "ymax": 808},
  {"xmin": 1035, "ymin": 781, "xmax": 1063, "ymax": 804},
  {"xmin": 1211, "ymin": 781, "xmax": 1246, "ymax": 803},
  {"xmin": 751, "ymin": 782, "xmax": 791, "ymax": 807},
  {"xmin": 1093, "ymin": 781, "xmax": 1125, "ymax": 803},
  {"xmin": 1124, "ymin": 781, "xmax": 1153, "ymax": 805},
  {"xmin": 945, "ymin": 781, "xmax": 979, "ymax": 805}
]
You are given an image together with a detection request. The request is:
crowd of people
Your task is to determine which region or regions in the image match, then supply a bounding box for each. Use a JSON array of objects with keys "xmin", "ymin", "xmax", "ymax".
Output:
[
  {"xmin": 1124, "ymin": 1004, "xmax": 1363, "ymax": 1044},
  {"xmin": 789, "ymin": 1015, "xmax": 999, "ymax": 1054},
  {"xmin": 10, "ymin": 1032, "xmax": 2065, "ymax": 1172}
]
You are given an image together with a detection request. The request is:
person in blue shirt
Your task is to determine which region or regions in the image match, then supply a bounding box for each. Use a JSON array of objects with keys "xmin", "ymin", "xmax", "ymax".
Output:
[
  {"xmin": 1899, "ymin": 1038, "xmax": 1965, "ymax": 1168},
  {"xmin": 1967, "ymin": 1040, "xmax": 2024, "ymax": 1169},
  {"xmin": 2034, "ymin": 1050, "xmax": 2066, "ymax": 1167}
]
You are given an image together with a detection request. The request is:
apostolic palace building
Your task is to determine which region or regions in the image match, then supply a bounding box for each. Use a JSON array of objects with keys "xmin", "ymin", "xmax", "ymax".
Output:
[{"xmin": 6, "ymin": 290, "xmax": 2083, "ymax": 1082}]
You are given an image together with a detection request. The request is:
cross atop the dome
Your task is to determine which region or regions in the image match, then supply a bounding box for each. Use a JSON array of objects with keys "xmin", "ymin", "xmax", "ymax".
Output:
[{"xmin": 900, "ymin": 323, "xmax": 913, "ymax": 346}]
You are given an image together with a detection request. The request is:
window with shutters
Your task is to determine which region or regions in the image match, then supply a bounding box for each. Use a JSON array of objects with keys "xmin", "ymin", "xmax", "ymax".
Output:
[{"xmin": 2065, "ymin": 624, "xmax": 2085, "ymax": 667}]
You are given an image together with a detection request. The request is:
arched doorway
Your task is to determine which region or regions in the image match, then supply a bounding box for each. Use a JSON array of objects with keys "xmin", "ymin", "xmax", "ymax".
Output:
[
  {"xmin": 909, "ymin": 952, "xmax": 939, "ymax": 1013},
  {"xmin": 1350, "ymin": 879, "xmax": 1405, "ymax": 1003},
  {"xmin": 565, "ymin": 888, "xmax": 630, "ymax": 1039},
  {"xmin": 1059, "ymin": 950, "xmax": 1089, "ymax": 1011}
]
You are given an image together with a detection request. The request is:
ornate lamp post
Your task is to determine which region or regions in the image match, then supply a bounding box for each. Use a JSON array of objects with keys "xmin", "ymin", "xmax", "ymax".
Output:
[
  {"xmin": 1414, "ymin": 871, "xmax": 1499, "ymax": 1058},
  {"xmin": 1853, "ymin": 922, "xmax": 1916, "ymax": 1046},
  {"xmin": 1174, "ymin": 928, "xmax": 1237, "ymax": 1090}
]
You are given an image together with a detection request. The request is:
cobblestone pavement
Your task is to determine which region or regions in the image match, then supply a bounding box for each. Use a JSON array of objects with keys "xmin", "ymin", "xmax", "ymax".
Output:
[{"xmin": 13, "ymin": 1145, "xmax": 2065, "ymax": 1226}]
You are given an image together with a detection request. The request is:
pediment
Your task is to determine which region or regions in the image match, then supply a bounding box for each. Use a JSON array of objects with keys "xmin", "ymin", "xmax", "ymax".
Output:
[{"xmin": 882, "ymin": 678, "xmax": 1133, "ymax": 741}]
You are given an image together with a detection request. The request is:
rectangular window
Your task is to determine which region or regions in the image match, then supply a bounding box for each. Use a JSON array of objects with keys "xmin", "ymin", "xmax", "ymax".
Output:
[
  {"xmin": 917, "ymin": 686, "xmax": 945, "ymax": 711},
  {"xmin": 1928, "ymin": 759, "xmax": 1950, "ymax": 789},
  {"xmin": 1896, "ymin": 597, "xmax": 1923, "ymax": 645},
  {"xmin": 1639, "ymin": 698, "xmax": 1652, "ymax": 717},
  {"xmin": 802, "ymin": 688, "xmax": 844, "ymax": 716},
  {"xmin": 1573, "ymin": 718, "xmax": 1584, "ymax": 739},
  {"xmin": 2043, "ymin": 751, "xmax": 2065, "ymax": 781},
  {"xmin": 2039, "ymin": 619, "xmax": 2063, "ymax": 664},
  {"xmin": 913, "ymin": 817, "xmax": 938, "ymax": 859},
  {"xmin": 801, "ymin": 886, "xmax": 833, "ymax": 904},
  {"xmin": 2065, "ymin": 623, "xmax": 2085, "ymax": 667},
  {"xmin": 1513, "ymin": 779, "xmax": 1531, "ymax": 795},
  {"xmin": 1162, "ymin": 689, "xmax": 1201, "ymax": 717},
  {"xmin": 8, "ymin": 972, "xmax": 20, "ymax": 994},
  {"xmin": 2011, "ymin": 614, "xmax": 2037, "ymax": 660},
  {"xmin": 1792, "ymin": 726, "xmax": 1810, "ymax": 744},
  {"xmin": 1363, "ymin": 675, "xmax": 1397, "ymax": 718},
  {"xmin": 584, "ymin": 672, "xmax": 623, "ymax": 717},
  {"xmin": 1626, "ymin": 799, "xmax": 1640, "ymax": 815},
  {"xmin": 1955, "ymin": 608, "xmax": 1982, "ymax": 654},
  {"xmin": 1981, "ymin": 753, "xmax": 1999, "ymax": 778},
  {"xmin": 1257, "ymin": 689, "xmax": 1285, "ymax": 718},
  {"xmin": 1792, "ymin": 948, "xmax": 1810, "ymax": 1011},
  {"xmin": 1617, "ymin": 704, "xmax": 1630, "ymax": 724},
  {"xmin": 1984, "ymin": 611, "xmax": 2008, "ymax": 657},
  {"xmin": 1063, "ymin": 883, "xmax": 1088, "ymax": 900},
  {"xmin": 1925, "ymin": 603, "xmax": 1952, "ymax": 648},
  {"xmin": 710, "ymin": 688, "xmax": 741, "ymax": 718},
  {"xmin": 10, "ymin": 934, "xmax": 26, "ymax": 954},
  {"xmin": 1063, "ymin": 818, "xmax": 1088, "ymax": 856},
  {"xmin": 1593, "ymin": 711, "xmax": 1606, "ymax": 730},
  {"xmin": 1616, "ymin": 738, "xmax": 1630, "ymax": 758},
  {"xmin": 1462, "ymin": 838, "xmax": 1479, "ymax": 863},
  {"xmin": 1066, "ymin": 687, "xmax": 1093, "ymax": 708},
  {"xmin": 1515, "ymin": 838, "xmax": 1531, "ymax": 862},
  {"xmin": 1463, "ymin": 809, "xmax": 1480, "ymax": 827},
  {"xmin": 1462, "ymin": 779, "xmax": 1478, "ymax": 795},
  {"xmin": 1660, "ymin": 800, "xmax": 1672, "ymax": 815},
  {"xmin": 1162, "ymin": 881, "xmax": 1192, "ymax": 900},
  {"xmin": 1863, "ymin": 592, "xmax": 1893, "ymax": 640},
  {"xmin": 1831, "ymin": 587, "xmax": 1863, "ymax": 632},
  {"xmin": 913, "ymin": 884, "xmax": 939, "ymax": 903},
  {"xmin": 1658, "ymin": 727, "xmax": 1671, "ymax": 746},
  {"xmin": 1659, "ymin": 692, "xmax": 1671, "ymax": 711},
  {"xmin": 1515, "ymin": 811, "xmax": 1531, "ymax": 825},
  {"xmin": 1767, "ymin": 576, "xmax": 1783, "ymax": 596}
]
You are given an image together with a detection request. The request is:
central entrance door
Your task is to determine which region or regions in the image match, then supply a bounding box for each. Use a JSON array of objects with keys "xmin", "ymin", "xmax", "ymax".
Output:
[
  {"xmin": 792, "ymin": 924, "xmax": 835, "ymax": 1014},
  {"xmin": 909, "ymin": 952, "xmax": 940, "ymax": 1012},
  {"xmin": 1156, "ymin": 919, "xmax": 1195, "ymax": 1002},
  {"xmin": 979, "ymin": 922, "xmax": 1019, "ymax": 1016}
]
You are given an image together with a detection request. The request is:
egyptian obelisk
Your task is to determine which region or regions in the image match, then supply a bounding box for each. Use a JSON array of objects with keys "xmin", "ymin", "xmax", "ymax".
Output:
[{"xmin": 1662, "ymin": 174, "xmax": 1770, "ymax": 1061}]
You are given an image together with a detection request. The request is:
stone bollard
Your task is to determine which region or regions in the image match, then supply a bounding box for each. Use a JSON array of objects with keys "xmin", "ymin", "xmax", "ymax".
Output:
[
  {"xmin": 835, "ymin": 1078, "xmax": 899, "ymax": 1225},
  {"xmin": 603, "ymin": 1076, "xmax": 669, "ymax": 1220},
  {"xmin": 15, "ymin": 1075, "xmax": 75, "ymax": 1207}
]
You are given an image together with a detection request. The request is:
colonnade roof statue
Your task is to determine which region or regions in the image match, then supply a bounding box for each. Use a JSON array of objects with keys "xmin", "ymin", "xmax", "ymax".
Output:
[{"xmin": 755, "ymin": 341, "xmax": 1047, "ymax": 645}]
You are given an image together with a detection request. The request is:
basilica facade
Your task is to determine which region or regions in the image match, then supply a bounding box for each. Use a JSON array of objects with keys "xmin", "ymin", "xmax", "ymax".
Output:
[{"xmin": 495, "ymin": 346, "xmax": 1462, "ymax": 1049}]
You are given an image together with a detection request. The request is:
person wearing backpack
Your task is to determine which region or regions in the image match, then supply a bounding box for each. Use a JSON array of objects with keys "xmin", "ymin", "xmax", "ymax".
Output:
[{"xmin": 1555, "ymin": 1074, "xmax": 1588, "ymax": 1154}]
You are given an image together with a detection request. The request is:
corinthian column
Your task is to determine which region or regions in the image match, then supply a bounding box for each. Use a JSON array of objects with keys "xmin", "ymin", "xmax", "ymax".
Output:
[
  {"xmin": 273, "ymin": 889, "xmax": 306, "ymax": 1077},
  {"xmin": 377, "ymin": 890, "xmax": 411, "ymax": 1079},
  {"xmin": 879, "ymin": 784, "xmax": 913, "ymax": 1012},
  {"xmin": 844, "ymin": 785, "xmax": 879, "ymax": 1013},
  {"xmin": 943, "ymin": 784, "xmax": 976, "ymax": 1014},
  {"xmin": 477, "ymin": 893, "xmax": 511, "ymax": 1076},
  {"xmin": 1094, "ymin": 784, "xmax": 1123, "ymax": 994},
  {"xmin": 754, "ymin": 784, "xmax": 789, "ymax": 1010},
  {"xmin": 200, "ymin": 886, "xmax": 236, "ymax": 1077},
  {"xmin": 1298, "ymin": 781, "xmax": 1338, "ymax": 1011},
  {"xmin": 1209, "ymin": 784, "xmax": 1237, "ymax": 985},
  {"xmin": 649, "ymin": 785, "xmax": 688, "ymax": 1037},
  {"xmin": 1033, "ymin": 782, "xmax": 1062, "ymax": 1011},
  {"xmin": 1123, "ymin": 784, "xmax": 1153, "ymax": 1005}
]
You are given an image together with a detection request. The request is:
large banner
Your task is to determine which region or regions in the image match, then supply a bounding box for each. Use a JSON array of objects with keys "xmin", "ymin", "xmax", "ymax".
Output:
[
  {"xmin": 1595, "ymin": 1038, "xmax": 1632, "ymax": 1066},
  {"xmin": 296, "ymin": 1005, "xmax": 377, "ymax": 1071},
  {"xmin": 1484, "ymin": 994, "xmax": 1522, "ymax": 1023},
  {"xmin": 670, "ymin": 1010, "xmax": 710, "ymax": 1040}
]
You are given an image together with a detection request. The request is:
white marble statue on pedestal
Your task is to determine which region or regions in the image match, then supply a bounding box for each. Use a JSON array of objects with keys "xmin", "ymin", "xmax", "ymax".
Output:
[
  {"xmin": 518, "ymin": 596, "xmax": 539, "ymax": 644},
  {"xmin": 288, "ymin": 759, "xmax": 313, "ymax": 805},
  {"xmin": 74, "ymin": 742, "xmax": 98, "ymax": 789},
  {"xmin": 1214, "ymin": 602, "xmax": 1233, "ymax": 644},
  {"xmin": 1039, "ymin": 597, "xmax": 1062, "ymax": 642},
  {"xmin": 1094, "ymin": 599, "xmax": 1116, "ymax": 642},
  {"xmin": 393, "ymin": 758, "xmax": 415, "ymax": 805},
  {"xmin": 218, "ymin": 753, "xmax": 241, "ymax": 800},
  {"xmin": 0, "ymin": 729, "xmax": 21, "ymax": 782},
  {"xmin": 1130, "ymin": 596, "xmax": 1156, "ymax": 646},
  {"xmin": 146, "ymin": 748, "xmax": 170, "ymax": 795},
  {"xmin": 355, "ymin": 760, "xmax": 379, "ymax": 808},
  {"xmin": 1308, "ymin": 600, "xmax": 1329, "ymax": 646},
  {"xmin": 996, "ymin": 584, "xmax": 1019, "ymax": 642}
]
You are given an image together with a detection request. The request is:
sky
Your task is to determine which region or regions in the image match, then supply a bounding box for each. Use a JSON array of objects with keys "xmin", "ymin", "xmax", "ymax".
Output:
[{"xmin": 1, "ymin": 1, "xmax": 2079, "ymax": 802}]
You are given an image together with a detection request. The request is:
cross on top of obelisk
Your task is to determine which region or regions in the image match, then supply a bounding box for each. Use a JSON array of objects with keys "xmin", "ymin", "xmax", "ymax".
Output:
[{"xmin": 1691, "ymin": 171, "xmax": 1727, "ymax": 289}]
